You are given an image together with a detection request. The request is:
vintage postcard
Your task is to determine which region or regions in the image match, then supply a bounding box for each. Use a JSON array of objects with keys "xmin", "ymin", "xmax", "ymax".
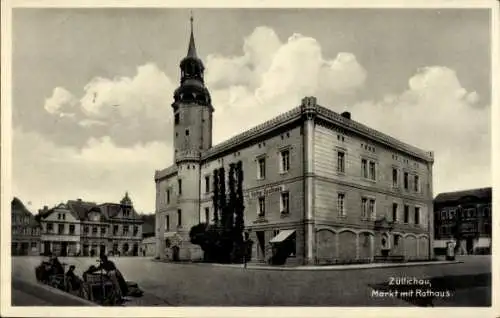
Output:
[{"xmin": 1, "ymin": 0, "xmax": 498, "ymax": 317}]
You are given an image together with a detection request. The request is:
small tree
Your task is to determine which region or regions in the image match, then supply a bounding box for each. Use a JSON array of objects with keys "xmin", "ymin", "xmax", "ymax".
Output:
[
  {"xmin": 191, "ymin": 161, "xmax": 248, "ymax": 264},
  {"xmin": 212, "ymin": 169, "xmax": 219, "ymax": 224}
]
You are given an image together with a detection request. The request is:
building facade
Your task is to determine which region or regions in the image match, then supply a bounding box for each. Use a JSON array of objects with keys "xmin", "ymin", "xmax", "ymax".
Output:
[
  {"xmin": 11, "ymin": 198, "xmax": 41, "ymax": 256},
  {"xmin": 37, "ymin": 193, "xmax": 144, "ymax": 257},
  {"xmin": 155, "ymin": 19, "xmax": 434, "ymax": 265},
  {"xmin": 433, "ymin": 187, "xmax": 492, "ymax": 255},
  {"xmin": 38, "ymin": 203, "xmax": 81, "ymax": 256}
]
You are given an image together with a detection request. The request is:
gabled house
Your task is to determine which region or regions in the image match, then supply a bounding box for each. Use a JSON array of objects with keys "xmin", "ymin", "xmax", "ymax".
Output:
[
  {"xmin": 37, "ymin": 202, "xmax": 81, "ymax": 256},
  {"xmin": 11, "ymin": 197, "xmax": 41, "ymax": 256},
  {"xmin": 433, "ymin": 187, "xmax": 492, "ymax": 255},
  {"xmin": 67, "ymin": 199, "xmax": 109, "ymax": 257},
  {"xmin": 99, "ymin": 192, "xmax": 144, "ymax": 256}
]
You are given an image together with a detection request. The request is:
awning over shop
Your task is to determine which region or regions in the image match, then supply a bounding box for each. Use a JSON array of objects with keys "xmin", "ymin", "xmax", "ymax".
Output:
[
  {"xmin": 476, "ymin": 237, "xmax": 491, "ymax": 248},
  {"xmin": 433, "ymin": 240, "xmax": 453, "ymax": 248},
  {"xmin": 270, "ymin": 229, "xmax": 296, "ymax": 244}
]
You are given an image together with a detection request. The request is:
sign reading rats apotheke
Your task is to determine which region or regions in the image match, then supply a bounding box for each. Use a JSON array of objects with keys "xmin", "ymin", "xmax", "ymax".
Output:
[{"xmin": 246, "ymin": 185, "xmax": 285, "ymax": 199}]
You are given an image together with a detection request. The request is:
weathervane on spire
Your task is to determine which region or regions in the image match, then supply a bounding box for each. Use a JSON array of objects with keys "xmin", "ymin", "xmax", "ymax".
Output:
[{"xmin": 186, "ymin": 10, "xmax": 198, "ymax": 58}]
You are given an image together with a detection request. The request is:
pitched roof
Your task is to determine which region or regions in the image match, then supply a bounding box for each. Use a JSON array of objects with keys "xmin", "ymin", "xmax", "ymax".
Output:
[
  {"xmin": 99, "ymin": 203, "xmax": 143, "ymax": 222},
  {"xmin": 11, "ymin": 197, "xmax": 32, "ymax": 216},
  {"xmin": 12, "ymin": 197, "xmax": 41, "ymax": 227},
  {"xmin": 66, "ymin": 199, "xmax": 106, "ymax": 221},
  {"xmin": 434, "ymin": 187, "xmax": 492, "ymax": 204}
]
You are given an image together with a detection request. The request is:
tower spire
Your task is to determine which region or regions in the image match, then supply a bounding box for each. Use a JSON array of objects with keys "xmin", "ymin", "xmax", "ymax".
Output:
[{"xmin": 187, "ymin": 11, "xmax": 197, "ymax": 58}]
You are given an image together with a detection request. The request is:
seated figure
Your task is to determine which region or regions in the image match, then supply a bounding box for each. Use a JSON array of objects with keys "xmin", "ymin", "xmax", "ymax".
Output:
[{"xmin": 65, "ymin": 265, "xmax": 82, "ymax": 291}]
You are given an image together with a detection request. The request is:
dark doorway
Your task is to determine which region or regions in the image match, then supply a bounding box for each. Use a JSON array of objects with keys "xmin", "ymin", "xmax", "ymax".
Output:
[
  {"xmin": 466, "ymin": 238, "xmax": 474, "ymax": 255},
  {"xmin": 44, "ymin": 242, "xmax": 51, "ymax": 255},
  {"xmin": 122, "ymin": 243, "xmax": 129, "ymax": 256},
  {"xmin": 100, "ymin": 245, "xmax": 106, "ymax": 256},
  {"xmin": 172, "ymin": 246, "xmax": 180, "ymax": 261},
  {"xmin": 132, "ymin": 243, "xmax": 139, "ymax": 256},
  {"xmin": 20, "ymin": 243, "xmax": 29, "ymax": 255},
  {"xmin": 12, "ymin": 243, "xmax": 19, "ymax": 256},
  {"xmin": 83, "ymin": 244, "xmax": 89, "ymax": 257},
  {"xmin": 61, "ymin": 242, "xmax": 68, "ymax": 257},
  {"xmin": 256, "ymin": 231, "xmax": 265, "ymax": 261}
]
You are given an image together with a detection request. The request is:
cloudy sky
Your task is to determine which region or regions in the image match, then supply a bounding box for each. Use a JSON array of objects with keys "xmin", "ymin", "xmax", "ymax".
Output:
[{"xmin": 12, "ymin": 8, "xmax": 491, "ymax": 213}]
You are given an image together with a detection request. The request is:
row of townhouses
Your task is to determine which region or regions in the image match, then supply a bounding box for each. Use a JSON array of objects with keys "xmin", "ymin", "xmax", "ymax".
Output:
[{"xmin": 11, "ymin": 193, "xmax": 144, "ymax": 257}]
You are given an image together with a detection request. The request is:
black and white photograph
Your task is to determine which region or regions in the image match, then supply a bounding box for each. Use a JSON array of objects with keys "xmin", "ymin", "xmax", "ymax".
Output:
[{"xmin": 1, "ymin": 0, "xmax": 498, "ymax": 317}]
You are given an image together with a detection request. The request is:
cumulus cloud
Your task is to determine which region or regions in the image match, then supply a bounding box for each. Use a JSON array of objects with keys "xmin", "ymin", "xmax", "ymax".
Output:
[
  {"xmin": 349, "ymin": 66, "xmax": 490, "ymax": 193},
  {"xmin": 12, "ymin": 128, "xmax": 170, "ymax": 213},
  {"xmin": 43, "ymin": 63, "xmax": 176, "ymax": 146},
  {"xmin": 44, "ymin": 87, "xmax": 77, "ymax": 116}
]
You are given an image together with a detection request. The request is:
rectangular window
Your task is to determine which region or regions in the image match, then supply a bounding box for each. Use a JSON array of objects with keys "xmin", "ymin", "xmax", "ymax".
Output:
[
  {"xmin": 31, "ymin": 242, "xmax": 37, "ymax": 248},
  {"xmin": 166, "ymin": 215, "xmax": 170, "ymax": 231},
  {"xmin": 415, "ymin": 207, "xmax": 420, "ymax": 225},
  {"xmin": 337, "ymin": 193, "xmax": 345, "ymax": 216},
  {"xmin": 394, "ymin": 234, "xmax": 400, "ymax": 246},
  {"xmin": 84, "ymin": 225, "xmax": 89, "ymax": 234},
  {"xmin": 404, "ymin": 205, "xmax": 410, "ymax": 223},
  {"xmin": 123, "ymin": 225, "xmax": 129, "ymax": 236},
  {"xmin": 69, "ymin": 224, "xmax": 75, "ymax": 235},
  {"xmin": 441, "ymin": 210, "xmax": 447, "ymax": 220},
  {"xmin": 361, "ymin": 159, "xmax": 368, "ymax": 178},
  {"xmin": 404, "ymin": 172, "xmax": 409, "ymax": 190},
  {"xmin": 281, "ymin": 192, "xmax": 290, "ymax": 214},
  {"xmin": 361, "ymin": 198, "xmax": 368, "ymax": 218},
  {"xmin": 177, "ymin": 209, "xmax": 182, "ymax": 227},
  {"xmin": 280, "ymin": 150, "xmax": 290, "ymax": 173},
  {"xmin": 258, "ymin": 157, "xmax": 266, "ymax": 179},
  {"xmin": 414, "ymin": 175, "xmax": 420, "ymax": 192},
  {"xmin": 337, "ymin": 151, "xmax": 345, "ymax": 173},
  {"xmin": 174, "ymin": 113, "xmax": 180, "ymax": 125},
  {"xmin": 369, "ymin": 199, "xmax": 375, "ymax": 218},
  {"xmin": 92, "ymin": 226, "xmax": 98, "ymax": 234},
  {"xmin": 392, "ymin": 168, "xmax": 398, "ymax": 187},
  {"xmin": 448, "ymin": 208, "xmax": 456, "ymax": 219},
  {"xmin": 205, "ymin": 176, "xmax": 210, "ymax": 193},
  {"xmin": 167, "ymin": 189, "xmax": 171, "ymax": 204},
  {"xmin": 47, "ymin": 223, "xmax": 54, "ymax": 233},
  {"xmin": 392, "ymin": 203, "xmax": 398, "ymax": 222},
  {"xmin": 369, "ymin": 161, "xmax": 376, "ymax": 180},
  {"xmin": 113, "ymin": 225, "xmax": 118, "ymax": 235},
  {"xmin": 58, "ymin": 224, "xmax": 64, "ymax": 234},
  {"xmin": 178, "ymin": 179, "xmax": 182, "ymax": 196},
  {"xmin": 101, "ymin": 226, "xmax": 106, "ymax": 235},
  {"xmin": 133, "ymin": 226, "xmax": 139, "ymax": 236},
  {"xmin": 205, "ymin": 207, "xmax": 210, "ymax": 223},
  {"xmin": 62, "ymin": 214, "xmax": 66, "ymax": 220},
  {"xmin": 258, "ymin": 197, "xmax": 265, "ymax": 216}
]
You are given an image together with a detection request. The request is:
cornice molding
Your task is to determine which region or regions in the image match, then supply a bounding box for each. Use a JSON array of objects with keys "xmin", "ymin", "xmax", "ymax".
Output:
[{"xmin": 200, "ymin": 96, "xmax": 433, "ymax": 163}]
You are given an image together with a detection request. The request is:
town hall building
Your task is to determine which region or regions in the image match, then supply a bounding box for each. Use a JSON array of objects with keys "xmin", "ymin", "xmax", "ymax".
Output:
[{"xmin": 154, "ymin": 17, "xmax": 435, "ymax": 265}]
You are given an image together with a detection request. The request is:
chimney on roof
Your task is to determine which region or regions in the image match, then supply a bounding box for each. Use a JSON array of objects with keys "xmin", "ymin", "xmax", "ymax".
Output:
[
  {"xmin": 341, "ymin": 111, "xmax": 351, "ymax": 120},
  {"xmin": 77, "ymin": 198, "xmax": 82, "ymax": 202}
]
